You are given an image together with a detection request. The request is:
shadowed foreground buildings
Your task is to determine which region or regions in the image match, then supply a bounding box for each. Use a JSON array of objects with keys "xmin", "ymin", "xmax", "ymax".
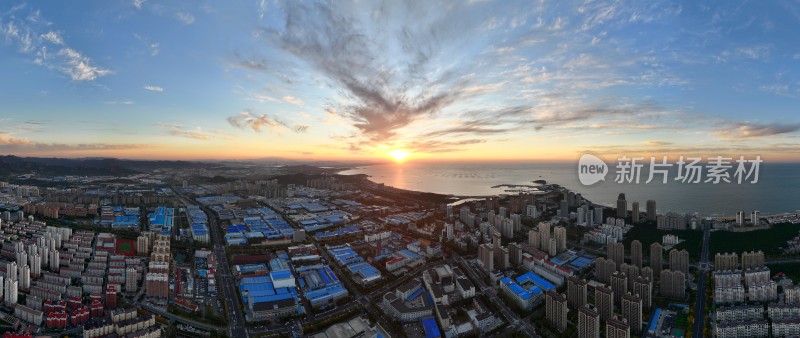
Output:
[
  {"xmin": 578, "ymin": 305, "xmax": 600, "ymax": 338},
  {"xmin": 545, "ymin": 291, "xmax": 568, "ymax": 332},
  {"xmin": 630, "ymin": 240, "xmax": 642, "ymax": 269},
  {"xmin": 606, "ymin": 316, "xmax": 630, "ymax": 338},
  {"xmin": 594, "ymin": 285, "xmax": 614, "ymax": 323},
  {"xmin": 650, "ymin": 243, "xmax": 663, "ymax": 276},
  {"xmin": 621, "ymin": 293, "xmax": 642, "ymax": 335},
  {"xmin": 567, "ymin": 277, "xmax": 588, "ymax": 310},
  {"xmin": 660, "ymin": 270, "xmax": 686, "ymax": 299}
]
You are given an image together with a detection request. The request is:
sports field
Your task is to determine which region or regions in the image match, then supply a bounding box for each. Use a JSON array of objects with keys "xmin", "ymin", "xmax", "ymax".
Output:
[{"xmin": 116, "ymin": 238, "xmax": 136, "ymax": 256}]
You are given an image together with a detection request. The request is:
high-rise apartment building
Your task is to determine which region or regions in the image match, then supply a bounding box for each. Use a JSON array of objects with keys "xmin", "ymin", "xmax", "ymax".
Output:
[
  {"xmin": 630, "ymin": 240, "xmax": 642, "ymax": 269},
  {"xmin": 650, "ymin": 243, "xmax": 663, "ymax": 276},
  {"xmin": 621, "ymin": 293, "xmax": 642, "ymax": 334},
  {"xmin": 607, "ymin": 242, "xmax": 625, "ymax": 270},
  {"xmin": 616, "ymin": 193, "xmax": 627, "ymax": 218},
  {"xmin": 669, "ymin": 249, "xmax": 690, "ymax": 275},
  {"xmin": 632, "ymin": 277, "xmax": 652, "ymax": 310},
  {"xmin": 567, "ymin": 277, "xmax": 588, "ymax": 310},
  {"xmin": 594, "ymin": 285, "xmax": 614, "ymax": 322},
  {"xmin": 545, "ymin": 291, "xmax": 569, "ymax": 332},
  {"xmin": 646, "ymin": 200, "xmax": 656, "ymax": 221},
  {"xmin": 578, "ymin": 305, "xmax": 600, "ymax": 338}
]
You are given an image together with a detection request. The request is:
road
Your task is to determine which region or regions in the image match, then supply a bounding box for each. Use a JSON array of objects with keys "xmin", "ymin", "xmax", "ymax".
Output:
[
  {"xmin": 453, "ymin": 253, "xmax": 538, "ymax": 338},
  {"xmin": 203, "ymin": 203, "xmax": 249, "ymax": 338},
  {"xmin": 692, "ymin": 222, "xmax": 711, "ymax": 338},
  {"xmin": 174, "ymin": 190, "xmax": 249, "ymax": 338},
  {"xmin": 142, "ymin": 303, "xmax": 223, "ymax": 332}
]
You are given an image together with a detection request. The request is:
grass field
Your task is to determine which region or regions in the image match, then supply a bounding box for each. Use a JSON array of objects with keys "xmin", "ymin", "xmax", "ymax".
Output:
[
  {"xmin": 116, "ymin": 238, "xmax": 136, "ymax": 256},
  {"xmin": 709, "ymin": 222, "xmax": 800, "ymax": 256},
  {"xmin": 767, "ymin": 262, "xmax": 800, "ymax": 282}
]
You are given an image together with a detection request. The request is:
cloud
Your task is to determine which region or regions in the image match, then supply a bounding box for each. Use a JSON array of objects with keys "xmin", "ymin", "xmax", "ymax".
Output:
[
  {"xmin": 643, "ymin": 141, "xmax": 673, "ymax": 146},
  {"xmin": 250, "ymin": 1, "xmax": 486, "ymax": 144},
  {"xmin": 157, "ymin": 123, "xmax": 211, "ymax": 140},
  {"xmin": 1, "ymin": 4, "xmax": 110, "ymax": 82},
  {"xmin": 133, "ymin": 0, "xmax": 146, "ymax": 10},
  {"xmin": 40, "ymin": 31, "xmax": 63, "ymax": 45},
  {"xmin": 58, "ymin": 48, "xmax": 112, "ymax": 81},
  {"xmin": 258, "ymin": 0, "xmax": 268, "ymax": 19},
  {"xmin": 0, "ymin": 133, "xmax": 147, "ymax": 151},
  {"xmin": 149, "ymin": 43, "xmax": 159, "ymax": 56},
  {"xmin": 227, "ymin": 110, "xmax": 308, "ymax": 133},
  {"xmin": 405, "ymin": 139, "xmax": 487, "ymax": 153},
  {"xmin": 0, "ymin": 134, "xmax": 31, "ymax": 146},
  {"xmin": 105, "ymin": 99, "xmax": 135, "ymax": 105},
  {"xmin": 760, "ymin": 83, "xmax": 799, "ymax": 98},
  {"xmin": 281, "ymin": 96, "xmax": 303, "ymax": 105},
  {"xmin": 144, "ymin": 85, "xmax": 164, "ymax": 92},
  {"xmin": 716, "ymin": 45, "xmax": 772, "ymax": 63},
  {"xmin": 176, "ymin": 12, "xmax": 195, "ymax": 24},
  {"xmin": 133, "ymin": 34, "xmax": 159, "ymax": 56},
  {"xmin": 231, "ymin": 0, "xmax": 712, "ymax": 155},
  {"xmin": 714, "ymin": 122, "xmax": 800, "ymax": 139}
]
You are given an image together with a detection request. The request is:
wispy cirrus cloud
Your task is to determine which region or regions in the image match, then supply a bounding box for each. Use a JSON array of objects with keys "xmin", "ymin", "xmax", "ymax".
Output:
[
  {"xmin": 0, "ymin": 131, "xmax": 147, "ymax": 152},
  {"xmin": 643, "ymin": 141, "xmax": 673, "ymax": 146},
  {"xmin": 58, "ymin": 48, "xmax": 111, "ymax": 81},
  {"xmin": 40, "ymin": 31, "xmax": 63, "ymax": 45},
  {"xmin": 105, "ymin": 99, "xmax": 135, "ymax": 105},
  {"xmin": 227, "ymin": 0, "xmax": 799, "ymax": 156},
  {"xmin": 176, "ymin": 12, "xmax": 195, "ymax": 25},
  {"xmin": 0, "ymin": 6, "xmax": 110, "ymax": 82},
  {"xmin": 230, "ymin": 0, "xmax": 699, "ymax": 154},
  {"xmin": 713, "ymin": 122, "xmax": 800, "ymax": 139},
  {"xmin": 156, "ymin": 123, "xmax": 209, "ymax": 140},
  {"xmin": 144, "ymin": 85, "xmax": 164, "ymax": 92},
  {"xmin": 156, "ymin": 123, "xmax": 234, "ymax": 141},
  {"xmin": 281, "ymin": 96, "xmax": 302, "ymax": 105},
  {"xmin": 133, "ymin": 34, "xmax": 159, "ymax": 56},
  {"xmin": 227, "ymin": 110, "xmax": 308, "ymax": 133},
  {"xmin": 241, "ymin": 1, "xmax": 494, "ymax": 147}
]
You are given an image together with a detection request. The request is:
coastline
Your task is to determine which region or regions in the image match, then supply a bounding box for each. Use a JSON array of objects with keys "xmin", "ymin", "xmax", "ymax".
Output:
[{"xmin": 332, "ymin": 164, "xmax": 800, "ymax": 219}]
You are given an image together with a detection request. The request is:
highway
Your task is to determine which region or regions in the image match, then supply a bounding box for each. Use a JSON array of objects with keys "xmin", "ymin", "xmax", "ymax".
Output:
[
  {"xmin": 692, "ymin": 222, "xmax": 711, "ymax": 338},
  {"xmin": 174, "ymin": 189, "xmax": 249, "ymax": 338},
  {"xmin": 202, "ymin": 203, "xmax": 249, "ymax": 338}
]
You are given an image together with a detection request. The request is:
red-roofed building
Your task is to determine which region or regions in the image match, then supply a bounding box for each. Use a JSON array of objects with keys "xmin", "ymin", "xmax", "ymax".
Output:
[
  {"xmin": 46, "ymin": 312, "xmax": 68, "ymax": 329},
  {"xmin": 105, "ymin": 286, "xmax": 117, "ymax": 309},
  {"xmin": 3, "ymin": 333, "xmax": 32, "ymax": 338},
  {"xmin": 91, "ymin": 300, "xmax": 104, "ymax": 318}
]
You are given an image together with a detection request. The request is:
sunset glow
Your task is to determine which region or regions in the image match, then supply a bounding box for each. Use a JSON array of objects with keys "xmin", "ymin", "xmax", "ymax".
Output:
[
  {"xmin": 388, "ymin": 150, "xmax": 410, "ymax": 162},
  {"xmin": 1, "ymin": 1, "xmax": 799, "ymax": 162}
]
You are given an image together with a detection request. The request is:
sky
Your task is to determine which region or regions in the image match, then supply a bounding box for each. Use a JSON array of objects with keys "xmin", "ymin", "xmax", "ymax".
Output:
[{"xmin": 2, "ymin": 0, "xmax": 800, "ymax": 162}]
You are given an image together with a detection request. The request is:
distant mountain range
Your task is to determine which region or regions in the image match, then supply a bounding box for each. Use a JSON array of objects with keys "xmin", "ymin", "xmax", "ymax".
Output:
[
  {"xmin": 0, "ymin": 155, "xmax": 384, "ymax": 178},
  {"xmin": 0, "ymin": 155, "xmax": 208, "ymax": 178}
]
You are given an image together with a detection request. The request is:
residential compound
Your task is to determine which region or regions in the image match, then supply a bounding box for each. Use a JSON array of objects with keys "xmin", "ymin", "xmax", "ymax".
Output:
[
  {"xmin": 0, "ymin": 218, "xmax": 161, "ymax": 336},
  {"xmin": 712, "ymin": 250, "xmax": 800, "ymax": 338},
  {"xmin": 2, "ymin": 162, "xmax": 799, "ymax": 338}
]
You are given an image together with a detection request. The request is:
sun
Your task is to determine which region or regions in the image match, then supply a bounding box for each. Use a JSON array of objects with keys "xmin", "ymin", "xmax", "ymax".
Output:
[{"xmin": 388, "ymin": 149, "xmax": 410, "ymax": 162}]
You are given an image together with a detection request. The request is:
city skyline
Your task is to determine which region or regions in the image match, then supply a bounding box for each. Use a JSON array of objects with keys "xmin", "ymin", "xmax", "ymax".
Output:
[{"xmin": 2, "ymin": 0, "xmax": 800, "ymax": 161}]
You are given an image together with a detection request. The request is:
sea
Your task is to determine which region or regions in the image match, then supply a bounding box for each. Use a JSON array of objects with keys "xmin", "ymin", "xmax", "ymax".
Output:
[{"xmin": 340, "ymin": 161, "xmax": 800, "ymax": 217}]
